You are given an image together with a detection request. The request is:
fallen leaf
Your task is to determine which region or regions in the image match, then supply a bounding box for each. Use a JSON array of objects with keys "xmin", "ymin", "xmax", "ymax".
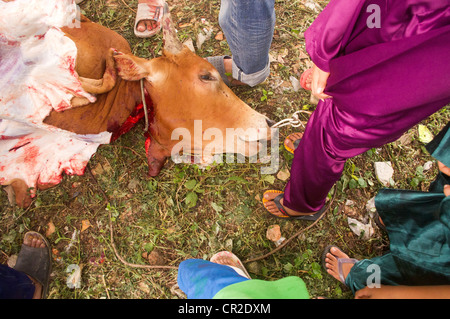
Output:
[
  {"xmin": 138, "ymin": 281, "xmax": 151, "ymax": 294},
  {"xmin": 277, "ymin": 168, "xmax": 290, "ymax": 181},
  {"xmin": 81, "ymin": 219, "xmax": 92, "ymax": 232},
  {"xmin": 418, "ymin": 124, "xmax": 434, "ymax": 144},
  {"xmin": 145, "ymin": 249, "xmax": 166, "ymax": 265},
  {"xmin": 298, "ymin": 49, "xmax": 309, "ymax": 60},
  {"xmin": 91, "ymin": 163, "xmax": 104, "ymax": 175},
  {"xmin": 396, "ymin": 132, "xmax": 413, "ymax": 146},
  {"xmin": 179, "ymin": 23, "xmax": 192, "ymax": 28},
  {"xmin": 266, "ymin": 225, "xmax": 281, "ymax": 242},
  {"xmin": 215, "ymin": 31, "xmax": 224, "ymax": 41},
  {"xmin": 46, "ymin": 221, "xmax": 56, "ymax": 237}
]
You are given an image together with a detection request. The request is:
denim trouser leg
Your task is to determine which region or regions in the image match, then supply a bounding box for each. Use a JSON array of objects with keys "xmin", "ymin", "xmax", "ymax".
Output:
[{"xmin": 219, "ymin": 0, "xmax": 275, "ymax": 86}]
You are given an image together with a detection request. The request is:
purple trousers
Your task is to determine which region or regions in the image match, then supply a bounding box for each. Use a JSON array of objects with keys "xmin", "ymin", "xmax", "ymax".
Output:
[{"xmin": 284, "ymin": 0, "xmax": 450, "ymax": 212}]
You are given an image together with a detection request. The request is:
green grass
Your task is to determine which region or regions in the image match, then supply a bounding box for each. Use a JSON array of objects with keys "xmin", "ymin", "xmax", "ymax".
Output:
[{"xmin": 0, "ymin": 0, "xmax": 449, "ymax": 299}]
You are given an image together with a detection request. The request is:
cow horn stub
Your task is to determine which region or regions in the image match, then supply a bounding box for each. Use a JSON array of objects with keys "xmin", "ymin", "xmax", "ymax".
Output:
[{"xmin": 162, "ymin": 2, "xmax": 184, "ymax": 54}]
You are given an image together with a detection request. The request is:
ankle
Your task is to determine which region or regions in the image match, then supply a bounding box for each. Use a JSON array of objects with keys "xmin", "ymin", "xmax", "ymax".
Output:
[
  {"xmin": 27, "ymin": 276, "xmax": 42, "ymax": 299},
  {"xmin": 223, "ymin": 57, "xmax": 233, "ymax": 74}
]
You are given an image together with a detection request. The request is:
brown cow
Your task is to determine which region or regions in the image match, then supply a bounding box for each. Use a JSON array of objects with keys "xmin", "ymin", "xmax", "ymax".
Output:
[{"xmin": 1, "ymin": 3, "xmax": 274, "ymax": 207}]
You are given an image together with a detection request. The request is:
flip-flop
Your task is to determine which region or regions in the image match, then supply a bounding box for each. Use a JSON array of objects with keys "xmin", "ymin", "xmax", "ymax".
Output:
[
  {"xmin": 134, "ymin": 0, "xmax": 165, "ymax": 38},
  {"xmin": 210, "ymin": 251, "xmax": 251, "ymax": 279},
  {"xmin": 283, "ymin": 132, "xmax": 303, "ymax": 154},
  {"xmin": 262, "ymin": 190, "xmax": 326, "ymax": 221},
  {"xmin": 13, "ymin": 231, "xmax": 52, "ymax": 299},
  {"xmin": 321, "ymin": 245, "xmax": 358, "ymax": 285},
  {"xmin": 206, "ymin": 56, "xmax": 233, "ymax": 86},
  {"xmin": 300, "ymin": 68, "xmax": 312, "ymax": 91}
]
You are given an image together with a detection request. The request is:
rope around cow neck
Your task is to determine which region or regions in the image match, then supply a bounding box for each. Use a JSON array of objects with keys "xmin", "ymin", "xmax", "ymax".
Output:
[
  {"xmin": 271, "ymin": 110, "xmax": 311, "ymax": 129},
  {"xmin": 140, "ymin": 79, "xmax": 149, "ymax": 132}
]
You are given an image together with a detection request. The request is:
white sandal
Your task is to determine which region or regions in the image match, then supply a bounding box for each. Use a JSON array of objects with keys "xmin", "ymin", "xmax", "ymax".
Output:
[
  {"xmin": 210, "ymin": 251, "xmax": 251, "ymax": 279},
  {"xmin": 134, "ymin": 0, "xmax": 165, "ymax": 38}
]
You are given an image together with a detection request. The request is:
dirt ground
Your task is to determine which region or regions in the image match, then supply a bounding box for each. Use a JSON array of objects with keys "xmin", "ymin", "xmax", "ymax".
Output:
[{"xmin": 0, "ymin": 0, "xmax": 448, "ymax": 300}]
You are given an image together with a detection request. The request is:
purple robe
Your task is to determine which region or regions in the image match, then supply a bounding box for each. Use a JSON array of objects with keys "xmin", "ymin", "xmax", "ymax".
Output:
[{"xmin": 283, "ymin": 0, "xmax": 450, "ymax": 212}]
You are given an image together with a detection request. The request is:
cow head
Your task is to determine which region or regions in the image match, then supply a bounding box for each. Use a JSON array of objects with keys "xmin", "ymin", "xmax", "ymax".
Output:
[{"xmin": 113, "ymin": 6, "xmax": 275, "ymax": 176}]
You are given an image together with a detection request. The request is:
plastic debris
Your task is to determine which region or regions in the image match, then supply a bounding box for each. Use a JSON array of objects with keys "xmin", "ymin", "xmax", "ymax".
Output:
[
  {"xmin": 66, "ymin": 264, "xmax": 82, "ymax": 289},
  {"xmin": 423, "ymin": 161, "xmax": 434, "ymax": 171},
  {"xmin": 374, "ymin": 161, "xmax": 394, "ymax": 186},
  {"xmin": 290, "ymin": 76, "xmax": 301, "ymax": 92},
  {"xmin": 196, "ymin": 28, "xmax": 213, "ymax": 50},
  {"xmin": 365, "ymin": 196, "xmax": 377, "ymax": 218},
  {"xmin": 348, "ymin": 217, "xmax": 374, "ymax": 240}
]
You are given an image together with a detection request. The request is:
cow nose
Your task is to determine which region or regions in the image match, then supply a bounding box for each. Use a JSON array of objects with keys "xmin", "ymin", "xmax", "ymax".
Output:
[{"xmin": 266, "ymin": 118, "xmax": 276, "ymax": 127}]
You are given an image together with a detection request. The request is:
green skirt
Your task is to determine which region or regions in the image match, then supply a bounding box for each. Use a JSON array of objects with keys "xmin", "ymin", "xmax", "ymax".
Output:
[{"xmin": 346, "ymin": 122, "xmax": 450, "ymax": 294}]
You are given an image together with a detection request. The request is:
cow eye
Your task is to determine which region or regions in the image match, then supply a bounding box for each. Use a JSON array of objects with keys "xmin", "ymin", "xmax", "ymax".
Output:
[{"xmin": 199, "ymin": 73, "xmax": 216, "ymax": 82}]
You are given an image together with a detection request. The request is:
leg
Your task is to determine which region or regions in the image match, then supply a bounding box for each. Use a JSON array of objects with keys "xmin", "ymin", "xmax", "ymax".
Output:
[
  {"xmin": 323, "ymin": 246, "xmax": 404, "ymax": 295},
  {"xmin": 283, "ymin": 97, "xmax": 446, "ymax": 213},
  {"xmin": 283, "ymin": 27, "xmax": 450, "ymax": 213},
  {"xmin": 177, "ymin": 259, "xmax": 249, "ymax": 299},
  {"xmin": 0, "ymin": 265, "xmax": 35, "ymax": 299},
  {"xmin": 0, "ymin": 232, "xmax": 50, "ymax": 299},
  {"xmin": 218, "ymin": 0, "xmax": 275, "ymax": 87}
]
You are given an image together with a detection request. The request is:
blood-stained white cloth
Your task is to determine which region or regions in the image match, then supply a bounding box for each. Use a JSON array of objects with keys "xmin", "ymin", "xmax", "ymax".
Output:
[{"xmin": 0, "ymin": 0, "xmax": 111, "ymax": 196}]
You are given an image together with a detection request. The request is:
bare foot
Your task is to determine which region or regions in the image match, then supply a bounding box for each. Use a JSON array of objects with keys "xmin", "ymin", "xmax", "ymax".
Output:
[{"xmin": 324, "ymin": 246, "xmax": 355, "ymax": 283}]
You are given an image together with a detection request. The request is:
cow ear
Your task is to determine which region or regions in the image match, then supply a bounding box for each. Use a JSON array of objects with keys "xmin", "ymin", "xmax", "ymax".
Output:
[{"xmin": 113, "ymin": 51, "xmax": 151, "ymax": 81}]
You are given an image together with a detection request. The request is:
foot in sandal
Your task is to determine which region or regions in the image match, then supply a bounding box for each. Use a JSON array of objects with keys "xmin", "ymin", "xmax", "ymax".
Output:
[
  {"xmin": 262, "ymin": 190, "xmax": 326, "ymax": 221},
  {"xmin": 210, "ymin": 251, "xmax": 251, "ymax": 279},
  {"xmin": 135, "ymin": 0, "xmax": 165, "ymax": 38},
  {"xmin": 13, "ymin": 231, "xmax": 52, "ymax": 299},
  {"xmin": 322, "ymin": 245, "xmax": 358, "ymax": 285}
]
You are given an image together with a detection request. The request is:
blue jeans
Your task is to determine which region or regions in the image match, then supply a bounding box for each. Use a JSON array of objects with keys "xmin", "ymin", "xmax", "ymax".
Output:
[{"xmin": 219, "ymin": 0, "xmax": 275, "ymax": 86}]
